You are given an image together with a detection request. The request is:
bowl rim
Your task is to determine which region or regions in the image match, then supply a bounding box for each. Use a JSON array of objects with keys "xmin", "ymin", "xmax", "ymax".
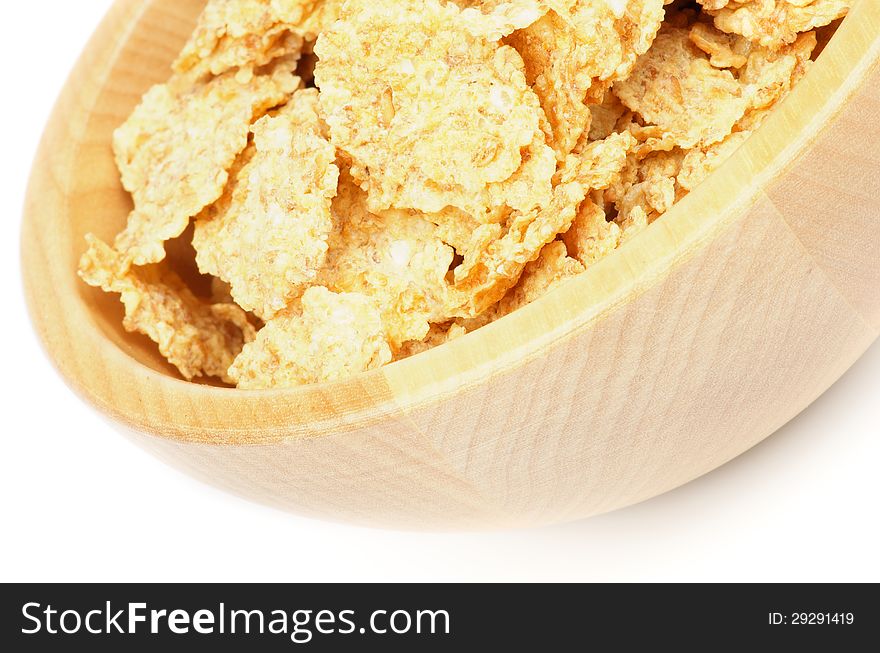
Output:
[{"xmin": 21, "ymin": 0, "xmax": 880, "ymax": 444}]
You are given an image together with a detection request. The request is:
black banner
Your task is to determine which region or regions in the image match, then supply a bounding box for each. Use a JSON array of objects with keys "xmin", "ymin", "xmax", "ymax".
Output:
[{"xmin": 1, "ymin": 583, "xmax": 876, "ymax": 650}]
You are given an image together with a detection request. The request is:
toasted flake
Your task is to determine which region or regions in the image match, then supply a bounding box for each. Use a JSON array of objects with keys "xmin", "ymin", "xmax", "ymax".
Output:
[
  {"xmin": 562, "ymin": 197, "xmax": 621, "ymax": 267},
  {"xmin": 455, "ymin": 1, "xmax": 551, "ymax": 40},
  {"xmin": 314, "ymin": 0, "xmax": 553, "ymax": 219},
  {"xmin": 701, "ymin": 0, "xmax": 850, "ymax": 50},
  {"xmin": 395, "ymin": 322, "xmax": 467, "ymax": 360},
  {"xmin": 318, "ymin": 171, "xmax": 456, "ymax": 349},
  {"xmin": 506, "ymin": 11, "xmax": 596, "ymax": 159},
  {"xmin": 614, "ymin": 27, "xmax": 748, "ymax": 148},
  {"xmin": 425, "ymin": 206, "xmax": 488, "ymax": 255},
  {"xmin": 689, "ymin": 20, "xmax": 751, "ymax": 68},
  {"xmin": 697, "ymin": 0, "xmax": 732, "ymax": 9},
  {"xmin": 588, "ymin": 89, "xmax": 629, "ymax": 141},
  {"xmin": 193, "ymin": 90, "xmax": 339, "ymax": 319},
  {"xmin": 617, "ymin": 205, "xmax": 650, "ymax": 241},
  {"xmin": 498, "ymin": 240, "xmax": 584, "ymax": 311},
  {"xmin": 299, "ymin": 0, "xmax": 345, "ymax": 40},
  {"xmin": 78, "ymin": 235, "xmax": 255, "ymax": 383},
  {"xmin": 557, "ymin": 130, "xmax": 637, "ymax": 189},
  {"xmin": 113, "ymin": 67, "xmax": 298, "ymax": 266},
  {"xmin": 625, "ymin": 122, "xmax": 679, "ymax": 157},
  {"xmin": 450, "ymin": 181, "xmax": 586, "ymax": 317},
  {"xmin": 678, "ymin": 130, "xmax": 751, "ymax": 191},
  {"xmin": 547, "ymin": 1, "xmax": 668, "ymax": 81},
  {"xmin": 737, "ymin": 30, "xmax": 816, "ymax": 130},
  {"xmin": 607, "ymin": 148, "xmax": 685, "ymax": 224},
  {"xmin": 173, "ymin": 0, "xmax": 345, "ymax": 78},
  {"xmin": 507, "ymin": 0, "xmax": 665, "ymax": 158},
  {"xmin": 229, "ymin": 287, "xmax": 392, "ymax": 389},
  {"xmin": 456, "ymin": 239, "xmax": 584, "ymax": 331}
]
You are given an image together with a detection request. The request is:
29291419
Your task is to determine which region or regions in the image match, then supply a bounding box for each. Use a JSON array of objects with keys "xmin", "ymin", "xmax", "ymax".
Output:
[{"xmin": 768, "ymin": 613, "xmax": 855, "ymax": 625}]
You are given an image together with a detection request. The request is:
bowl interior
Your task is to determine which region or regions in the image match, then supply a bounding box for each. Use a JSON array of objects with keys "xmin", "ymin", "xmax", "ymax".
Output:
[{"xmin": 74, "ymin": 0, "xmax": 211, "ymax": 381}]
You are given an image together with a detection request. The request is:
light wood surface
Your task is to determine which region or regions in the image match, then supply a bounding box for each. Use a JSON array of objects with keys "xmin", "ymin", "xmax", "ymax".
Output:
[{"xmin": 21, "ymin": 0, "xmax": 880, "ymax": 529}]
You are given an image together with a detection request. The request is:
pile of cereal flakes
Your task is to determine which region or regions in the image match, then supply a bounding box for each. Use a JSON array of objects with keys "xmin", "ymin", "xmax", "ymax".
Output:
[{"xmin": 79, "ymin": 0, "xmax": 850, "ymax": 389}]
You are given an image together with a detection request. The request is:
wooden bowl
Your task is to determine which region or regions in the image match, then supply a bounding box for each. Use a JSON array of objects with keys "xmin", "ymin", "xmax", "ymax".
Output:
[{"xmin": 22, "ymin": 0, "xmax": 880, "ymax": 530}]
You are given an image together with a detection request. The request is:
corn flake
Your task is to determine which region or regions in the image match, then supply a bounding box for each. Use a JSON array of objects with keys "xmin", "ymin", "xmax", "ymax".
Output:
[
  {"xmin": 113, "ymin": 66, "xmax": 298, "ymax": 266},
  {"xmin": 506, "ymin": 12, "xmax": 597, "ymax": 160},
  {"xmin": 507, "ymin": 0, "xmax": 665, "ymax": 158},
  {"xmin": 701, "ymin": 0, "xmax": 850, "ymax": 50},
  {"xmin": 193, "ymin": 90, "xmax": 339, "ymax": 320},
  {"xmin": 557, "ymin": 130, "xmax": 637, "ymax": 189},
  {"xmin": 678, "ymin": 130, "xmax": 751, "ymax": 191},
  {"xmin": 394, "ymin": 322, "xmax": 467, "ymax": 360},
  {"xmin": 456, "ymin": 238, "xmax": 584, "ymax": 331},
  {"xmin": 78, "ymin": 235, "xmax": 256, "ymax": 383},
  {"xmin": 319, "ymin": 171, "xmax": 455, "ymax": 349},
  {"xmin": 173, "ymin": 0, "xmax": 344, "ymax": 78},
  {"xmin": 229, "ymin": 287, "xmax": 392, "ymax": 389},
  {"xmin": 607, "ymin": 147, "xmax": 685, "ymax": 224},
  {"xmin": 497, "ymin": 239, "xmax": 584, "ymax": 312},
  {"xmin": 314, "ymin": 0, "xmax": 553, "ymax": 219},
  {"xmin": 454, "ymin": 1, "xmax": 551, "ymax": 40},
  {"xmin": 424, "ymin": 206, "xmax": 488, "ymax": 255},
  {"xmin": 614, "ymin": 27, "xmax": 749, "ymax": 148},
  {"xmin": 689, "ymin": 20, "xmax": 751, "ymax": 68},
  {"xmin": 450, "ymin": 181, "xmax": 586, "ymax": 317},
  {"xmin": 547, "ymin": 1, "xmax": 668, "ymax": 81},
  {"xmin": 588, "ymin": 89, "xmax": 629, "ymax": 141},
  {"xmin": 675, "ymin": 24, "xmax": 816, "ymax": 192},
  {"xmin": 737, "ymin": 30, "xmax": 816, "ymax": 130},
  {"xmin": 562, "ymin": 197, "xmax": 621, "ymax": 267}
]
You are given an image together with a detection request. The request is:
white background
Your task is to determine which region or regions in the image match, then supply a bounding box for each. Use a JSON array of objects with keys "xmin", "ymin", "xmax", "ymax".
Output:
[{"xmin": 2, "ymin": 2, "xmax": 878, "ymax": 582}]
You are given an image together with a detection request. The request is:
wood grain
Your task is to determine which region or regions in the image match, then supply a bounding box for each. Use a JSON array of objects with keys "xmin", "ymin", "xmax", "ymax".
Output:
[{"xmin": 21, "ymin": 0, "xmax": 880, "ymax": 529}]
